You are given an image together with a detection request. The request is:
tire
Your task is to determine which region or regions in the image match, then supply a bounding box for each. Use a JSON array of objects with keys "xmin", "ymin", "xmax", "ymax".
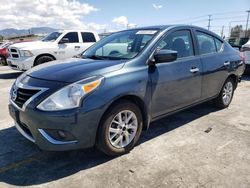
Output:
[
  {"xmin": 34, "ymin": 55, "xmax": 54, "ymax": 66},
  {"xmin": 96, "ymin": 100, "xmax": 143, "ymax": 156},
  {"xmin": 214, "ymin": 78, "xmax": 235, "ymax": 109},
  {"xmin": 0, "ymin": 56, "xmax": 6, "ymax": 65}
]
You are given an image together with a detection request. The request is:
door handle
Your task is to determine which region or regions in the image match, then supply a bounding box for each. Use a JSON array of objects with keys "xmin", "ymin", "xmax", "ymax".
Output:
[
  {"xmin": 75, "ymin": 46, "xmax": 80, "ymax": 48},
  {"xmin": 224, "ymin": 61, "xmax": 230, "ymax": 66},
  {"xmin": 190, "ymin": 67, "xmax": 199, "ymax": 73}
]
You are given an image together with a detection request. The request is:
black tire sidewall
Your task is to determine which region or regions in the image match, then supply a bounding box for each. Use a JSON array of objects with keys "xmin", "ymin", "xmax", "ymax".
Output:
[
  {"xmin": 35, "ymin": 56, "xmax": 54, "ymax": 66},
  {"xmin": 97, "ymin": 100, "xmax": 143, "ymax": 156}
]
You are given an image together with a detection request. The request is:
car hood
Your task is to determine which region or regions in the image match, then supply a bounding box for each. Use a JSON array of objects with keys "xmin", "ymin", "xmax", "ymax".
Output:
[
  {"xmin": 26, "ymin": 58, "xmax": 125, "ymax": 83},
  {"xmin": 9, "ymin": 41, "xmax": 53, "ymax": 50}
]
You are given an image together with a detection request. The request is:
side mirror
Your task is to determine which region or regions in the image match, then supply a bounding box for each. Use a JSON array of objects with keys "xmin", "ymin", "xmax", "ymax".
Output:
[
  {"xmin": 59, "ymin": 38, "xmax": 69, "ymax": 44},
  {"xmin": 153, "ymin": 50, "xmax": 177, "ymax": 64}
]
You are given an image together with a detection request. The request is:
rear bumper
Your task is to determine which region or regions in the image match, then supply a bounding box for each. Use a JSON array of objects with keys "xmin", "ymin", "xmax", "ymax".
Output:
[{"xmin": 7, "ymin": 57, "xmax": 35, "ymax": 71}]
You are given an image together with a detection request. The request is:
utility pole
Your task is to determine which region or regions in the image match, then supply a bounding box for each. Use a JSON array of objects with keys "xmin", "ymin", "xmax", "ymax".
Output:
[
  {"xmin": 208, "ymin": 15, "xmax": 212, "ymax": 30},
  {"xmin": 245, "ymin": 10, "xmax": 250, "ymax": 37},
  {"xmin": 221, "ymin": 25, "xmax": 224, "ymax": 38}
]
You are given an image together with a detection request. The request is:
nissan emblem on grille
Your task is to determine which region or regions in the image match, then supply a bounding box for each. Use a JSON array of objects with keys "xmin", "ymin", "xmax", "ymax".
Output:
[{"xmin": 12, "ymin": 85, "xmax": 17, "ymax": 101}]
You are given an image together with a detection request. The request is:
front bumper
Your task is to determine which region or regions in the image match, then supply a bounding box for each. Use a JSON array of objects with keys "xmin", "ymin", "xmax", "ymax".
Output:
[
  {"xmin": 7, "ymin": 56, "xmax": 35, "ymax": 71},
  {"xmin": 9, "ymin": 102, "xmax": 104, "ymax": 151}
]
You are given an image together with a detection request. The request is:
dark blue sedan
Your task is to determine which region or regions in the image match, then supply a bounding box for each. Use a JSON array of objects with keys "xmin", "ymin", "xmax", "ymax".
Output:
[{"xmin": 9, "ymin": 25, "xmax": 245, "ymax": 156}]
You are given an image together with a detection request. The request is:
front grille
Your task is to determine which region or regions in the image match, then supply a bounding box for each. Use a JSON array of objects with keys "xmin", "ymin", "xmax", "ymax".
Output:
[
  {"xmin": 14, "ymin": 88, "xmax": 40, "ymax": 108},
  {"xmin": 12, "ymin": 54, "xmax": 19, "ymax": 58},
  {"xmin": 10, "ymin": 49, "xmax": 17, "ymax": 53},
  {"xmin": 9, "ymin": 47, "xmax": 20, "ymax": 59}
]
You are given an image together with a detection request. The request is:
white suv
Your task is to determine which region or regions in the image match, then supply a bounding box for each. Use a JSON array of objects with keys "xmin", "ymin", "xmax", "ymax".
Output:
[{"xmin": 7, "ymin": 30, "xmax": 99, "ymax": 71}]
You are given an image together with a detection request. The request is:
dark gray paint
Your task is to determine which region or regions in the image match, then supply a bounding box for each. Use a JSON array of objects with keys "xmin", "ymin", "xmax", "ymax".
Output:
[{"xmin": 9, "ymin": 25, "xmax": 245, "ymax": 151}]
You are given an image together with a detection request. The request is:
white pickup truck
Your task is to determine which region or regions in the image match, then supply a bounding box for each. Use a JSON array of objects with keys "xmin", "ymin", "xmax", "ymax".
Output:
[{"xmin": 7, "ymin": 30, "xmax": 99, "ymax": 71}]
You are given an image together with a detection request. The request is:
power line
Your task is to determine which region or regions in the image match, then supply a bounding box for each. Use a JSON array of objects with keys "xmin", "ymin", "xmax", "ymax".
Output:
[
  {"xmin": 212, "ymin": 15, "xmax": 246, "ymax": 20},
  {"xmin": 211, "ymin": 10, "xmax": 246, "ymax": 16}
]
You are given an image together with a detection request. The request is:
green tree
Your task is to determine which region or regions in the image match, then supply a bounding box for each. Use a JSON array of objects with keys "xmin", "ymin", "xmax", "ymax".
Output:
[{"xmin": 230, "ymin": 25, "xmax": 243, "ymax": 38}]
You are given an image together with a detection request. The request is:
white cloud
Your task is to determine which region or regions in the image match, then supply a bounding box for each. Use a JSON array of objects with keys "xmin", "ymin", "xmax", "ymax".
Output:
[
  {"xmin": 112, "ymin": 16, "xmax": 136, "ymax": 29},
  {"xmin": 152, "ymin": 3, "xmax": 163, "ymax": 10},
  {"xmin": 0, "ymin": 0, "xmax": 106, "ymax": 32}
]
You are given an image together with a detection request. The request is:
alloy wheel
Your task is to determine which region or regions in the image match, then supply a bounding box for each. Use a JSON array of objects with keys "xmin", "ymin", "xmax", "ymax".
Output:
[
  {"xmin": 108, "ymin": 110, "xmax": 138, "ymax": 149},
  {"xmin": 222, "ymin": 81, "xmax": 233, "ymax": 106}
]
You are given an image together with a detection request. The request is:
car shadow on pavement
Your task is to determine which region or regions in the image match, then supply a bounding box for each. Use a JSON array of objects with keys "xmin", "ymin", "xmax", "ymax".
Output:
[
  {"xmin": 0, "ymin": 103, "xmax": 220, "ymax": 186},
  {"xmin": 0, "ymin": 72, "xmax": 22, "ymax": 79}
]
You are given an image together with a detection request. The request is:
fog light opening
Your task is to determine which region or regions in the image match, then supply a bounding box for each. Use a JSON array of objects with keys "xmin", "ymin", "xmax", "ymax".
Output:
[{"xmin": 58, "ymin": 130, "xmax": 66, "ymax": 139}]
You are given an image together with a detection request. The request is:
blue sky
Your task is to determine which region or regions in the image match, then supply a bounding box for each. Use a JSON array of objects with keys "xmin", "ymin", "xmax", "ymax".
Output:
[{"xmin": 82, "ymin": 0, "xmax": 250, "ymax": 36}]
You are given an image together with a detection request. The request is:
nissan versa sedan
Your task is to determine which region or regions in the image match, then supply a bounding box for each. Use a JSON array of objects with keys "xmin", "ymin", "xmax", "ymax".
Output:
[{"xmin": 9, "ymin": 25, "xmax": 244, "ymax": 156}]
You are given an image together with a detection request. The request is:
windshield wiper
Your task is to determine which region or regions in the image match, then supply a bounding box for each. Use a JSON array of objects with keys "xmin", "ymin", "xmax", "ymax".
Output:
[
  {"xmin": 83, "ymin": 55, "xmax": 129, "ymax": 60},
  {"xmin": 83, "ymin": 55, "xmax": 107, "ymax": 60}
]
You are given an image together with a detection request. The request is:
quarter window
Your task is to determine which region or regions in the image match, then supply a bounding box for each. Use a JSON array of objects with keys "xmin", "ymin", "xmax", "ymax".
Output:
[
  {"xmin": 157, "ymin": 30, "xmax": 194, "ymax": 58},
  {"xmin": 81, "ymin": 32, "xmax": 96, "ymax": 42},
  {"xmin": 196, "ymin": 31, "xmax": 216, "ymax": 55},
  {"xmin": 214, "ymin": 38, "xmax": 223, "ymax": 52},
  {"xmin": 62, "ymin": 32, "xmax": 79, "ymax": 43}
]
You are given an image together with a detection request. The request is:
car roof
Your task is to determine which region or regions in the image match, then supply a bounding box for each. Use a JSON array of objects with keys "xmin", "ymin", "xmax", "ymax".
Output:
[
  {"xmin": 58, "ymin": 30, "xmax": 97, "ymax": 33},
  {"xmin": 127, "ymin": 24, "xmax": 209, "ymax": 32}
]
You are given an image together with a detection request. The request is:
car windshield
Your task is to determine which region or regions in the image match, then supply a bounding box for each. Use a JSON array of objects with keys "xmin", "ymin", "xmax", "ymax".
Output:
[
  {"xmin": 42, "ymin": 32, "xmax": 62, "ymax": 42},
  {"xmin": 82, "ymin": 29, "xmax": 159, "ymax": 60},
  {"xmin": 0, "ymin": 42, "xmax": 12, "ymax": 48}
]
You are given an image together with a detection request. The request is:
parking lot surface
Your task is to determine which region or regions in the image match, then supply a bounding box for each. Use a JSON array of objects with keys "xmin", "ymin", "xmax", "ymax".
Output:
[{"xmin": 0, "ymin": 66, "xmax": 249, "ymax": 188}]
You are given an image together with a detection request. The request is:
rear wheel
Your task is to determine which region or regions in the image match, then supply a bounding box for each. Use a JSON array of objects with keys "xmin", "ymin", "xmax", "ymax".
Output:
[
  {"xmin": 97, "ymin": 100, "xmax": 143, "ymax": 156},
  {"xmin": 214, "ymin": 78, "xmax": 235, "ymax": 108},
  {"xmin": 34, "ymin": 55, "xmax": 54, "ymax": 66}
]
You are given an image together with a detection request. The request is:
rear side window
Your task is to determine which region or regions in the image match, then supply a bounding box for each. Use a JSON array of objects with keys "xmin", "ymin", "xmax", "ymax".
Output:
[
  {"xmin": 81, "ymin": 32, "xmax": 96, "ymax": 42},
  {"xmin": 157, "ymin": 30, "xmax": 194, "ymax": 58},
  {"xmin": 196, "ymin": 31, "xmax": 216, "ymax": 55},
  {"xmin": 63, "ymin": 32, "xmax": 79, "ymax": 43},
  {"xmin": 214, "ymin": 38, "xmax": 223, "ymax": 52}
]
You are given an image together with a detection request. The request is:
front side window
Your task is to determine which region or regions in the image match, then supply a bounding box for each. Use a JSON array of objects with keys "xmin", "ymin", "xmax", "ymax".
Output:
[
  {"xmin": 196, "ymin": 31, "xmax": 216, "ymax": 55},
  {"xmin": 82, "ymin": 29, "xmax": 159, "ymax": 60},
  {"xmin": 156, "ymin": 30, "xmax": 194, "ymax": 58},
  {"xmin": 62, "ymin": 32, "xmax": 79, "ymax": 43}
]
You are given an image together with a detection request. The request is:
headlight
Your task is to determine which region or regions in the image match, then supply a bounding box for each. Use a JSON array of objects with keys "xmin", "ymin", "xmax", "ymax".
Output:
[
  {"xmin": 19, "ymin": 50, "xmax": 33, "ymax": 57},
  {"xmin": 37, "ymin": 76, "xmax": 104, "ymax": 111}
]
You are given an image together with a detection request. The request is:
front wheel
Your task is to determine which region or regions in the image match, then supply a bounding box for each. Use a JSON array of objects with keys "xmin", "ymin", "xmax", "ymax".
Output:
[
  {"xmin": 34, "ymin": 55, "xmax": 54, "ymax": 66},
  {"xmin": 214, "ymin": 78, "xmax": 235, "ymax": 108},
  {"xmin": 96, "ymin": 100, "xmax": 143, "ymax": 156}
]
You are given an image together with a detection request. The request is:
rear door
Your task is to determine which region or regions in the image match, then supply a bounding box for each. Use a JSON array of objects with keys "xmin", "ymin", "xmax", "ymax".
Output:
[
  {"xmin": 80, "ymin": 32, "xmax": 97, "ymax": 52},
  {"xmin": 151, "ymin": 29, "xmax": 202, "ymax": 118},
  {"xmin": 194, "ymin": 30, "xmax": 228, "ymax": 99}
]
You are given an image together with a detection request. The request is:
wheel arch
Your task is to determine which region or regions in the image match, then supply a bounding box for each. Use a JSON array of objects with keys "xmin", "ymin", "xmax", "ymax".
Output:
[
  {"xmin": 98, "ymin": 95, "xmax": 149, "ymax": 136},
  {"xmin": 227, "ymin": 74, "xmax": 238, "ymax": 89},
  {"xmin": 34, "ymin": 53, "xmax": 56, "ymax": 66}
]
